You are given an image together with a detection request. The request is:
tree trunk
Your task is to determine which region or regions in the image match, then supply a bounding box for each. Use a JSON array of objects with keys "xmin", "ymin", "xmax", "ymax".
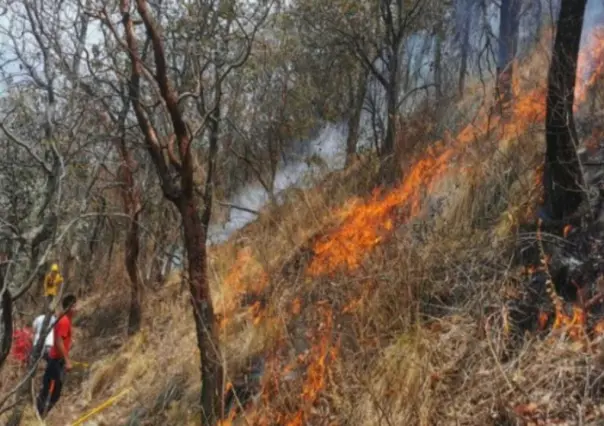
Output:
[
  {"xmin": 0, "ymin": 288, "xmax": 12, "ymax": 369},
  {"xmin": 149, "ymin": 207, "xmax": 171, "ymax": 285},
  {"xmin": 497, "ymin": 0, "xmax": 521, "ymax": 116},
  {"xmin": 433, "ymin": 24, "xmax": 443, "ymax": 102},
  {"xmin": 542, "ymin": 0, "xmax": 587, "ymax": 220},
  {"xmin": 458, "ymin": 0, "xmax": 472, "ymax": 96},
  {"xmin": 382, "ymin": 73, "xmax": 398, "ymax": 158},
  {"xmin": 380, "ymin": 47, "xmax": 400, "ymax": 181},
  {"xmin": 80, "ymin": 199, "xmax": 104, "ymax": 297},
  {"xmin": 121, "ymin": 0, "xmax": 228, "ymax": 421},
  {"xmin": 126, "ymin": 209, "xmax": 142, "ymax": 334},
  {"xmin": 116, "ymin": 129, "xmax": 143, "ymax": 335},
  {"xmin": 179, "ymin": 196, "xmax": 223, "ymax": 423},
  {"xmin": 346, "ymin": 68, "xmax": 368, "ymax": 167}
]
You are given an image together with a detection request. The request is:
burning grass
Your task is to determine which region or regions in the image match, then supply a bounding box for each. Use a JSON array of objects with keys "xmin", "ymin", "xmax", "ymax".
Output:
[{"xmin": 12, "ymin": 24, "xmax": 604, "ymax": 426}]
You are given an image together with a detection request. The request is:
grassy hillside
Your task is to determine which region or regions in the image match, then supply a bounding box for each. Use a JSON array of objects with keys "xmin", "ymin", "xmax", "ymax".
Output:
[{"xmin": 5, "ymin": 26, "xmax": 604, "ymax": 426}]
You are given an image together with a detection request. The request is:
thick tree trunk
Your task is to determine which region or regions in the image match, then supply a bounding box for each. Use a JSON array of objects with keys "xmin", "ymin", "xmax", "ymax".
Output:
[
  {"xmin": 542, "ymin": 0, "xmax": 588, "ymax": 220},
  {"xmin": 346, "ymin": 68, "xmax": 368, "ymax": 167},
  {"xmin": 179, "ymin": 196, "xmax": 223, "ymax": 423},
  {"xmin": 0, "ymin": 288, "xmax": 12, "ymax": 369}
]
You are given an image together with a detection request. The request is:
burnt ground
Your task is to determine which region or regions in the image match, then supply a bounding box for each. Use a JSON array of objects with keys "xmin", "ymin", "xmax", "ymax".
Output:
[{"xmin": 505, "ymin": 138, "xmax": 604, "ymax": 349}]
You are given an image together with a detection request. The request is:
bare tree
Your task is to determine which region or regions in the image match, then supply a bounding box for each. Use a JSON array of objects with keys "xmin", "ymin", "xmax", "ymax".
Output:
[{"xmin": 96, "ymin": 0, "xmax": 271, "ymax": 421}]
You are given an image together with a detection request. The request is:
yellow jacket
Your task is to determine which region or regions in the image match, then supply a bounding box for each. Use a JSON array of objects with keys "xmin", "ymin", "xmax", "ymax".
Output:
[{"xmin": 44, "ymin": 272, "xmax": 64, "ymax": 296}]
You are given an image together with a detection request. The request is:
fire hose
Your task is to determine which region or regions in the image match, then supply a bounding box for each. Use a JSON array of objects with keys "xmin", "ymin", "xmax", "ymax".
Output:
[{"xmin": 70, "ymin": 387, "xmax": 132, "ymax": 426}]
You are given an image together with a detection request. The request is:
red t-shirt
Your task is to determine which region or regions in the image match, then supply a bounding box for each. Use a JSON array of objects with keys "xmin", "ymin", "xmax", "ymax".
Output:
[{"xmin": 49, "ymin": 316, "xmax": 72, "ymax": 360}]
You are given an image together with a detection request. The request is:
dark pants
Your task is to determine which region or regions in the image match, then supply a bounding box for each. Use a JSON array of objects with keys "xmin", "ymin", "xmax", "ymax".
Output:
[{"xmin": 36, "ymin": 357, "xmax": 65, "ymax": 418}]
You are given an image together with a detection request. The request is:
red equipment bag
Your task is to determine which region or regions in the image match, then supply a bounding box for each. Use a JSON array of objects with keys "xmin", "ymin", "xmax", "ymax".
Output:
[{"xmin": 10, "ymin": 327, "xmax": 34, "ymax": 364}]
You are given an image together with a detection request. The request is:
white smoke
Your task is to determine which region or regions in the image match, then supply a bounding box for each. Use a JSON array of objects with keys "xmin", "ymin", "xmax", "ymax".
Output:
[{"xmin": 208, "ymin": 122, "xmax": 349, "ymax": 244}]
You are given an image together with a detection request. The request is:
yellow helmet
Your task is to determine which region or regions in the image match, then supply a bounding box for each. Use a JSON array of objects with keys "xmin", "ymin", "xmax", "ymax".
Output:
[{"xmin": 51, "ymin": 263, "xmax": 59, "ymax": 272}]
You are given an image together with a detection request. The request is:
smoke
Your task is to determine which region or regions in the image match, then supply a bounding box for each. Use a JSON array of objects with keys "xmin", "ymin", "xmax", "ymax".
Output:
[
  {"xmin": 207, "ymin": 122, "xmax": 350, "ymax": 244},
  {"xmin": 177, "ymin": 0, "xmax": 604, "ymax": 263}
]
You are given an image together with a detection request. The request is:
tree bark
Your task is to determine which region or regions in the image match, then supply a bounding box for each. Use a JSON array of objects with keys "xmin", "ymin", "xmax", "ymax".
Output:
[
  {"xmin": 80, "ymin": 198, "xmax": 105, "ymax": 297},
  {"xmin": 379, "ymin": 45, "xmax": 401, "ymax": 182},
  {"xmin": 121, "ymin": 0, "xmax": 224, "ymax": 421},
  {"xmin": 542, "ymin": 0, "xmax": 588, "ymax": 220},
  {"xmin": 433, "ymin": 22, "xmax": 443, "ymax": 102},
  {"xmin": 496, "ymin": 0, "xmax": 521, "ymax": 116},
  {"xmin": 115, "ymin": 131, "xmax": 143, "ymax": 335},
  {"xmin": 458, "ymin": 0, "xmax": 473, "ymax": 96},
  {"xmin": 125, "ymin": 209, "xmax": 142, "ymax": 334},
  {"xmin": 0, "ymin": 288, "xmax": 12, "ymax": 369},
  {"xmin": 179, "ymin": 195, "xmax": 223, "ymax": 423}
]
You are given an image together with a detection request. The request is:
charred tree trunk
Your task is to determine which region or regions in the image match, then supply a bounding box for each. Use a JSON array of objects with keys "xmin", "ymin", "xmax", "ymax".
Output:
[
  {"xmin": 0, "ymin": 288, "xmax": 12, "ymax": 369},
  {"xmin": 542, "ymin": 0, "xmax": 588, "ymax": 220},
  {"xmin": 497, "ymin": 0, "xmax": 521, "ymax": 117},
  {"xmin": 346, "ymin": 68, "xmax": 368, "ymax": 167}
]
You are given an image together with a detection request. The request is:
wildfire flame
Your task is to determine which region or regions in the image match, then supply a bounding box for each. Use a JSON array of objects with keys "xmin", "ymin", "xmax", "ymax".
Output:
[
  {"xmin": 306, "ymin": 88, "xmax": 546, "ymax": 277},
  {"xmin": 218, "ymin": 247, "xmax": 268, "ymax": 330},
  {"xmin": 306, "ymin": 27, "xmax": 604, "ymax": 278},
  {"xmin": 218, "ymin": 26, "xmax": 604, "ymax": 425}
]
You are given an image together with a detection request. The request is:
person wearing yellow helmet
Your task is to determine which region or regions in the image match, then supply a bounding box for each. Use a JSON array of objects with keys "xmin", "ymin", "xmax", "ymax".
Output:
[{"xmin": 43, "ymin": 263, "xmax": 64, "ymax": 306}]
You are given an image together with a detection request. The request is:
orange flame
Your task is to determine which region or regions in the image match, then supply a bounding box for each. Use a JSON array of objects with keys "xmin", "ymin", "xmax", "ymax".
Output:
[
  {"xmin": 575, "ymin": 27, "xmax": 604, "ymax": 106},
  {"xmin": 282, "ymin": 303, "xmax": 337, "ymax": 426},
  {"xmin": 306, "ymin": 27, "xmax": 604, "ymax": 278},
  {"xmin": 306, "ymin": 87, "xmax": 545, "ymax": 277},
  {"xmin": 218, "ymin": 247, "xmax": 268, "ymax": 330},
  {"xmin": 220, "ymin": 26, "xmax": 604, "ymax": 424},
  {"xmin": 551, "ymin": 304, "xmax": 587, "ymax": 341}
]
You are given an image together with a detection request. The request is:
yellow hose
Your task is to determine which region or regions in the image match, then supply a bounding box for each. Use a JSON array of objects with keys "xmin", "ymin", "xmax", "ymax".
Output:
[{"xmin": 70, "ymin": 387, "xmax": 131, "ymax": 426}]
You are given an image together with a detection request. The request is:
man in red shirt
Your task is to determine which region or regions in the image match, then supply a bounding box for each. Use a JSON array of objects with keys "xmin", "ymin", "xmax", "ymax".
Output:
[{"xmin": 36, "ymin": 293, "xmax": 77, "ymax": 418}]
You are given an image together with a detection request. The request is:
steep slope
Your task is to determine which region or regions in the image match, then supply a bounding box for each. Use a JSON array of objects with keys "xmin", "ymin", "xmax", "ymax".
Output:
[{"xmin": 8, "ymin": 26, "xmax": 604, "ymax": 426}]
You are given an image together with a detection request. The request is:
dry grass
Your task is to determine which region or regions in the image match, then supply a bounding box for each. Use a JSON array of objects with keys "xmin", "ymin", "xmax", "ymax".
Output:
[{"xmin": 7, "ymin": 26, "xmax": 604, "ymax": 426}]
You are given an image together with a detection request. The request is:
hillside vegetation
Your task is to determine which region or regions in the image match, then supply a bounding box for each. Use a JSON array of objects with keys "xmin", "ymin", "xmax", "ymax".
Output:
[
  {"xmin": 2, "ymin": 25, "xmax": 603, "ymax": 426},
  {"xmin": 3, "ymin": 1, "xmax": 604, "ymax": 425}
]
